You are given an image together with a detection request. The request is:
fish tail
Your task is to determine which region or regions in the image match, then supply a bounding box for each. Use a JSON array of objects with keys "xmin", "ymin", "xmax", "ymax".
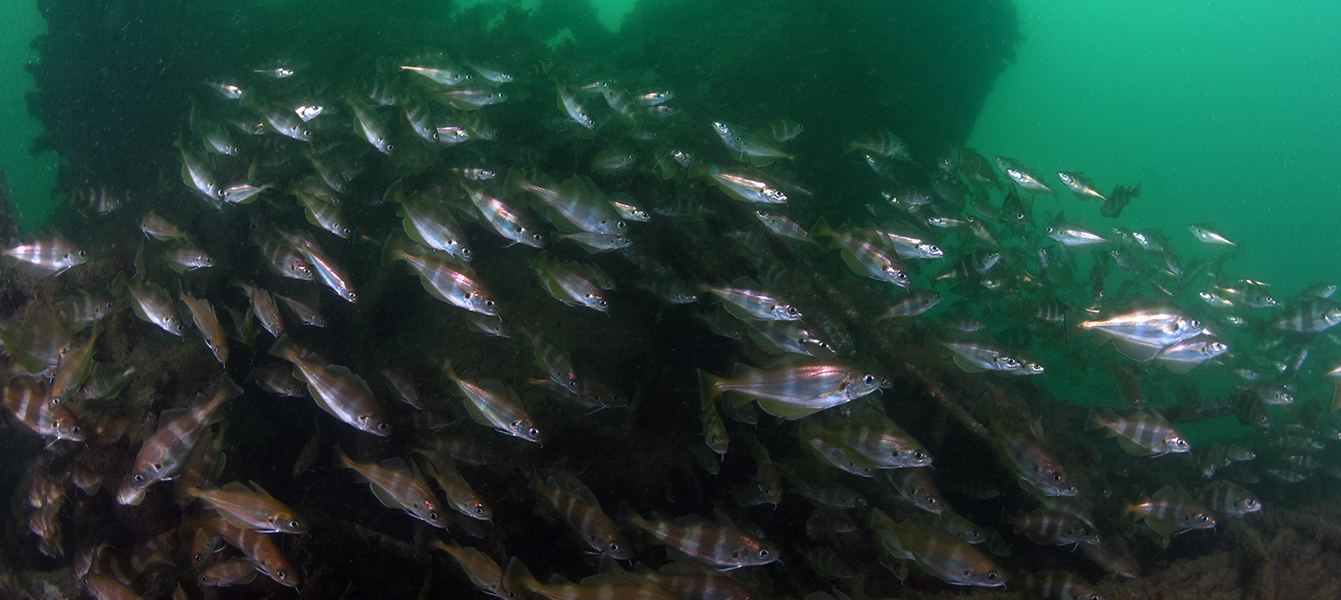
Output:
[
  {"xmin": 503, "ymin": 557, "xmax": 537, "ymax": 596},
  {"xmin": 697, "ymin": 369, "xmax": 725, "ymax": 406},
  {"xmin": 381, "ymin": 235, "xmax": 410, "ymax": 266},
  {"xmin": 1084, "ymin": 409, "xmax": 1109, "ymax": 432},
  {"xmin": 810, "ymin": 216, "xmax": 835, "ymax": 240}
]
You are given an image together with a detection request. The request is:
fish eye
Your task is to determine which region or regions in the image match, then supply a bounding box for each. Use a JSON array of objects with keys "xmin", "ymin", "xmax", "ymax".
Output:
[
  {"xmin": 347, "ymin": 292, "xmax": 358, "ymax": 302},
  {"xmin": 926, "ymin": 497, "xmax": 938, "ymax": 505},
  {"xmin": 528, "ymin": 428, "xmax": 540, "ymax": 437},
  {"xmin": 786, "ymin": 306, "xmax": 799, "ymax": 316},
  {"xmin": 758, "ymin": 549, "xmax": 770, "ymax": 558},
  {"xmin": 616, "ymin": 220, "xmax": 627, "ymax": 230},
  {"xmin": 609, "ymin": 542, "xmax": 620, "ymax": 551},
  {"xmin": 1051, "ymin": 474, "xmax": 1063, "ymax": 482},
  {"xmin": 276, "ymin": 570, "xmax": 287, "ymax": 580},
  {"xmin": 863, "ymin": 374, "xmax": 876, "ymax": 385},
  {"xmin": 532, "ymin": 234, "xmax": 543, "ymax": 242},
  {"xmin": 289, "ymin": 520, "xmax": 300, "ymax": 529},
  {"xmin": 460, "ymin": 248, "xmax": 473, "ymax": 259},
  {"xmin": 1199, "ymin": 515, "xmax": 1210, "ymax": 522},
  {"xmin": 484, "ymin": 299, "xmax": 495, "ymax": 307},
  {"xmin": 987, "ymin": 572, "xmax": 999, "ymax": 581},
  {"xmin": 474, "ymin": 506, "xmax": 485, "ymax": 515},
  {"xmin": 70, "ymin": 426, "xmax": 81, "ymax": 434},
  {"xmin": 133, "ymin": 474, "xmax": 145, "ymax": 482},
  {"xmin": 377, "ymin": 422, "xmax": 390, "ymax": 431},
  {"xmin": 429, "ymin": 512, "xmax": 439, "ymax": 520},
  {"xmin": 912, "ymin": 450, "xmax": 925, "ymax": 460}
]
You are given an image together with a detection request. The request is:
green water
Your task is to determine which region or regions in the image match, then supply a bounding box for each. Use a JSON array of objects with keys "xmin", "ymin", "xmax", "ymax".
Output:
[
  {"xmin": 968, "ymin": 1, "xmax": 1341, "ymax": 296},
  {"xmin": 0, "ymin": 0, "xmax": 56, "ymax": 230}
]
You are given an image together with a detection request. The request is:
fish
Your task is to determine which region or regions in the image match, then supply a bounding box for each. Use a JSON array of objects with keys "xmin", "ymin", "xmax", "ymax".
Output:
[
  {"xmin": 700, "ymin": 357, "xmax": 884, "ymax": 420},
  {"xmin": 431, "ymin": 539, "xmax": 509, "ymax": 599},
  {"xmin": 1188, "ymin": 222, "xmax": 1236, "ymax": 246},
  {"xmin": 384, "ymin": 238, "xmax": 499, "ymax": 315},
  {"xmin": 198, "ymin": 559, "xmax": 259, "ymax": 587},
  {"xmin": 1056, "ymin": 171, "xmax": 1105, "ymax": 201},
  {"xmin": 336, "ymin": 447, "xmax": 447, "ymax": 528},
  {"xmin": 384, "ymin": 179, "xmax": 473, "ymax": 262},
  {"xmin": 116, "ymin": 380, "xmax": 240, "ymax": 505},
  {"xmin": 3, "ymin": 232, "xmax": 88, "ymax": 278},
  {"xmin": 868, "ymin": 509, "xmax": 1006, "ymax": 587},
  {"xmin": 555, "ymin": 79, "xmax": 597, "ymax": 129},
  {"xmin": 1017, "ymin": 570, "xmax": 1104, "ymax": 600},
  {"xmin": 707, "ymin": 165, "xmax": 788, "ymax": 204},
  {"xmin": 880, "ymin": 289, "xmax": 942, "ymax": 319},
  {"xmin": 201, "ymin": 514, "xmax": 301, "ymax": 587},
  {"xmin": 532, "ymin": 254, "xmax": 611, "ymax": 312},
  {"xmin": 111, "ymin": 272, "xmax": 185, "ymax": 336},
  {"xmin": 444, "ymin": 360, "xmax": 543, "ymax": 443},
  {"xmin": 1199, "ymin": 481, "xmax": 1262, "ymax": 518},
  {"xmin": 184, "ymin": 481, "xmax": 306, "ymax": 534},
  {"xmin": 989, "ymin": 412, "xmax": 1078, "ymax": 497},
  {"xmin": 1087, "ymin": 408, "xmax": 1190, "ymax": 456},
  {"xmin": 269, "ymin": 336, "xmax": 391, "ymax": 437},
  {"xmin": 504, "ymin": 557, "xmax": 683, "ymax": 600},
  {"xmin": 622, "ymin": 506, "xmax": 781, "ymax": 569},
  {"xmin": 701, "ymin": 278, "xmax": 801, "ymax": 321},
  {"xmin": 178, "ymin": 291, "xmax": 228, "ymax": 365},
  {"xmin": 1123, "ymin": 485, "xmax": 1216, "ymax": 537},
  {"xmin": 1006, "ymin": 508, "xmax": 1100, "ymax": 547},
  {"xmin": 420, "ymin": 455, "xmax": 492, "ymax": 521},
  {"xmin": 232, "ymin": 280, "xmax": 284, "ymax": 338},
  {"xmin": 2, "ymin": 378, "xmax": 86, "ymax": 443},
  {"xmin": 994, "ymin": 157, "xmax": 1055, "ymax": 195},
  {"xmin": 461, "ymin": 181, "xmax": 547, "ymax": 248},
  {"xmin": 1077, "ymin": 301, "xmax": 1205, "ymax": 362},
  {"xmin": 811, "ymin": 219, "xmax": 911, "ymax": 287},
  {"xmin": 530, "ymin": 474, "xmax": 632, "ymax": 560},
  {"xmin": 844, "ymin": 129, "xmax": 911, "ymax": 161}
]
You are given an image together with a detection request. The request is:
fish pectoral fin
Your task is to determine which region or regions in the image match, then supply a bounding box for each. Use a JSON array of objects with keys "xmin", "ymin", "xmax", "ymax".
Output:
[
  {"xmin": 1115, "ymin": 437, "xmax": 1154, "ymax": 456},
  {"xmin": 369, "ymin": 483, "xmax": 407, "ymax": 511},
  {"xmin": 952, "ymin": 355, "xmax": 988, "ymax": 373},
  {"xmin": 757, "ymin": 399, "xmax": 823, "ymax": 420},
  {"xmin": 1111, "ymin": 338, "xmax": 1163, "ymax": 362}
]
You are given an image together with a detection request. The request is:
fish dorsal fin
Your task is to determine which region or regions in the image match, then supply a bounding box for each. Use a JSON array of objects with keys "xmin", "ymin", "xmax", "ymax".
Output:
[
  {"xmin": 728, "ymin": 276, "xmax": 760, "ymax": 289},
  {"xmin": 1151, "ymin": 485, "xmax": 1177, "ymax": 500},
  {"xmin": 763, "ymin": 353, "xmax": 810, "ymax": 368},
  {"xmin": 221, "ymin": 481, "xmax": 250, "ymax": 494},
  {"xmin": 546, "ymin": 574, "xmax": 574, "ymax": 585},
  {"xmin": 379, "ymin": 457, "xmax": 414, "ymax": 476},
  {"xmin": 712, "ymin": 507, "xmax": 737, "ymax": 529},
  {"xmin": 578, "ymin": 486, "xmax": 602, "ymax": 510},
  {"xmin": 156, "ymin": 408, "xmax": 189, "ymax": 431},
  {"xmin": 673, "ymin": 513, "xmax": 708, "ymax": 528},
  {"xmin": 248, "ymin": 481, "xmax": 274, "ymax": 499}
]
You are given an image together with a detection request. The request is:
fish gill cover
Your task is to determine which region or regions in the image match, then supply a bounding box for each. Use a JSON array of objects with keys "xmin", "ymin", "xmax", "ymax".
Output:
[{"xmin": 2, "ymin": 0, "xmax": 1340, "ymax": 599}]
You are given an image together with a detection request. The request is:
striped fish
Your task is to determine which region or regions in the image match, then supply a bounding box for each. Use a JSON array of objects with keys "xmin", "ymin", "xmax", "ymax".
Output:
[
  {"xmin": 201, "ymin": 514, "xmax": 300, "ymax": 587},
  {"xmin": 869, "ymin": 509, "xmax": 1005, "ymax": 588},
  {"xmin": 2, "ymin": 378, "xmax": 85, "ymax": 442},
  {"xmin": 116, "ymin": 379, "xmax": 240, "ymax": 505},
  {"xmin": 337, "ymin": 447, "xmax": 447, "ymax": 529},
  {"xmin": 530, "ymin": 475, "xmax": 631, "ymax": 560},
  {"xmin": 270, "ymin": 336, "xmax": 391, "ymax": 437},
  {"xmin": 185, "ymin": 481, "xmax": 306, "ymax": 534},
  {"xmin": 444, "ymin": 360, "xmax": 542, "ymax": 443},
  {"xmin": 1086, "ymin": 408, "xmax": 1189, "ymax": 456},
  {"xmin": 622, "ymin": 507, "xmax": 780, "ymax": 569}
]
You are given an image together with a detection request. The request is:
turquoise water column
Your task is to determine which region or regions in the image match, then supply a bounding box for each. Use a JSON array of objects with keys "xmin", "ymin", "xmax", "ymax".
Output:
[{"xmin": 0, "ymin": 0, "xmax": 57, "ymax": 232}]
